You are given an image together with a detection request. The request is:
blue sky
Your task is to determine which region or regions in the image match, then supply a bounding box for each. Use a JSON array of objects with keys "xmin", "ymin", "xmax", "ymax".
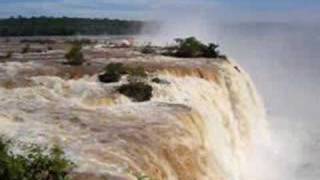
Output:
[{"xmin": 0, "ymin": 0, "xmax": 319, "ymax": 22}]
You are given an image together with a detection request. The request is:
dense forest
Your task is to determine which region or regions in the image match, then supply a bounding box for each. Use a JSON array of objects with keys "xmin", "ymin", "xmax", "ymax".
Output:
[{"xmin": 0, "ymin": 16, "xmax": 144, "ymax": 36}]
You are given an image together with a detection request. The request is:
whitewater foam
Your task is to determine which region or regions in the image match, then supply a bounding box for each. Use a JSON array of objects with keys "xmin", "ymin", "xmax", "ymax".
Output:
[{"xmin": 0, "ymin": 58, "xmax": 267, "ymax": 179}]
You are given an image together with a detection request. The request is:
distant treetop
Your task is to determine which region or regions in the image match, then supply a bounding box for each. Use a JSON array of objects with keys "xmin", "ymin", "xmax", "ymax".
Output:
[
  {"xmin": 163, "ymin": 37, "xmax": 227, "ymax": 59},
  {"xmin": 0, "ymin": 16, "xmax": 143, "ymax": 36}
]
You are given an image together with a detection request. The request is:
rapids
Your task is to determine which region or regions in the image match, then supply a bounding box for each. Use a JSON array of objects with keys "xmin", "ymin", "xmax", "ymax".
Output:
[{"xmin": 0, "ymin": 56, "xmax": 267, "ymax": 180}]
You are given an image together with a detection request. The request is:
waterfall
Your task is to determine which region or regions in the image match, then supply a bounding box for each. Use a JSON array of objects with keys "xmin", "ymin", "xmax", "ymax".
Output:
[
  {"xmin": 152, "ymin": 59, "xmax": 268, "ymax": 179},
  {"xmin": 0, "ymin": 58, "xmax": 268, "ymax": 179}
]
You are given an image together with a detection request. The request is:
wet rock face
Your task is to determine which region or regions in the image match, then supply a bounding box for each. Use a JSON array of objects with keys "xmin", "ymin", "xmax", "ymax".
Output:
[{"xmin": 0, "ymin": 42, "xmax": 266, "ymax": 180}]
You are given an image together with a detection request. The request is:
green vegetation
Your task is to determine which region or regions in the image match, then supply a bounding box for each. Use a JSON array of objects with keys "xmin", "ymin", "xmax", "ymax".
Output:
[
  {"xmin": 0, "ymin": 51, "xmax": 13, "ymax": 60},
  {"xmin": 65, "ymin": 39, "xmax": 96, "ymax": 45},
  {"xmin": 20, "ymin": 39, "xmax": 56, "ymax": 44},
  {"xmin": 0, "ymin": 51, "xmax": 12, "ymax": 60},
  {"xmin": 98, "ymin": 63, "xmax": 127, "ymax": 83},
  {"xmin": 141, "ymin": 44, "xmax": 156, "ymax": 54},
  {"xmin": 21, "ymin": 44, "xmax": 30, "ymax": 54},
  {"xmin": 151, "ymin": 77, "xmax": 169, "ymax": 85},
  {"xmin": 151, "ymin": 77, "xmax": 162, "ymax": 84},
  {"xmin": 136, "ymin": 174, "xmax": 152, "ymax": 180},
  {"xmin": 128, "ymin": 66, "xmax": 147, "ymax": 78},
  {"xmin": 0, "ymin": 137, "xmax": 74, "ymax": 180},
  {"xmin": 126, "ymin": 65, "xmax": 148, "ymax": 84},
  {"xmin": 64, "ymin": 44, "xmax": 85, "ymax": 66},
  {"xmin": 98, "ymin": 63, "xmax": 152, "ymax": 101},
  {"xmin": 5, "ymin": 51, "xmax": 12, "ymax": 59},
  {"xmin": 98, "ymin": 63, "xmax": 147, "ymax": 83},
  {"xmin": 0, "ymin": 16, "xmax": 143, "ymax": 36},
  {"xmin": 117, "ymin": 82, "xmax": 153, "ymax": 102},
  {"xmin": 164, "ymin": 37, "xmax": 226, "ymax": 58}
]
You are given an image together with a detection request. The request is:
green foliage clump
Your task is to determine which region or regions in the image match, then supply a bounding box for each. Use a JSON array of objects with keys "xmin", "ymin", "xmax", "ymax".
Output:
[
  {"xmin": 202, "ymin": 43, "xmax": 220, "ymax": 58},
  {"xmin": 151, "ymin": 77, "xmax": 162, "ymax": 84},
  {"xmin": 98, "ymin": 63, "xmax": 147, "ymax": 83},
  {"xmin": 66, "ymin": 39, "xmax": 95, "ymax": 45},
  {"xmin": 141, "ymin": 44, "xmax": 156, "ymax": 54},
  {"xmin": 1, "ymin": 51, "xmax": 13, "ymax": 59},
  {"xmin": 99, "ymin": 63, "xmax": 151, "ymax": 101},
  {"xmin": 105, "ymin": 63, "xmax": 127, "ymax": 75},
  {"xmin": 0, "ymin": 16, "xmax": 143, "ymax": 36},
  {"xmin": 117, "ymin": 82, "xmax": 153, "ymax": 102},
  {"xmin": 165, "ymin": 37, "xmax": 225, "ymax": 58},
  {"xmin": 136, "ymin": 174, "xmax": 151, "ymax": 180},
  {"xmin": 0, "ymin": 138, "xmax": 74, "ymax": 180},
  {"xmin": 174, "ymin": 37, "xmax": 207, "ymax": 57},
  {"xmin": 126, "ymin": 66, "xmax": 148, "ymax": 84},
  {"xmin": 6, "ymin": 51, "xmax": 13, "ymax": 58},
  {"xmin": 151, "ymin": 77, "xmax": 169, "ymax": 85},
  {"xmin": 21, "ymin": 44, "xmax": 30, "ymax": 54},
  {"xmin": 65, "ymin": 44, "xmax": 85, "ymax": 66},
  {"xmin": 20, "ymin": 39, "xmax": 56, "ymax": 44},
  {"xmin": 98, "ymin": 63, "xmax": 126, "ymax": 83},
  {"xmin": 128, "ymin": 66, "xmax": 147, "ymax": 78}
]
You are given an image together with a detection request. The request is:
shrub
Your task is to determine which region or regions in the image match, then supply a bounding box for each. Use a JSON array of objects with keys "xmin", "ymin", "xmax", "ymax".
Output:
[
  {"xmin": 202, "ymin": 43, "xmax": 219, "ymax": 58},
  {"xmin": 117, "ymin": 82, "xmax": 152, "ymax": 102},
  {"xmin": 164, "ymin": 37, "xmax": 224, "ymax": 58},
  {"xmin": 136, "ymin": 174, "xmax": 151, "ymax": 180},
  {"xmin": 141, "ymin": 44, "xmax": 156, "ymax": 54},
  {"xmin": 65, "ymin": 44, "xmax": 85, "ymax": 66},
  {"xmin": 127, "ymin": 66, "xmax": 148, "ymax": 83},
  {"xmin": 20, "ymin": 39, "xmax": 56, "ymax": 44},
  {"xmin": 5, "ymin": 51, "xmax": 13, "ymax": 59},
  {"xmin": 98, "ymin": 63, "xmax": 148, "ymax": 83},
  {"xmin": 151, "ymin": 77, "xmax": 161, "ymax": 84},
  {"xmin": 2, "ymin": 51, "xmax": 13, "ymax": 59},
  {"xmin": 151, "ymin": 77, "xmax": 169, "ymax": 85},
  {"xmin": 0, "ymin": 137, "xmax": 74, "ymax": 180},
  {"xmin": 98, "ymin": 72, "xmax": 121, "ymax": 83},
  {"xmin": 98, "ymin": 63, "xmax": 126, "ymax": 83},
  {"xmin": 104, "ymin": 63, "xmax": 127, "ymax": 75},
  {"xmin": 174, "ymin": 37, "xmax": 206, "ymax": 57},
  {"xmin": 66, "ymin": 39, "xmax": 94, "ymax": 45},
  {"xmin": 128, "ymin": 66, "xmax": 147, "ymax": 78},
  {"xmin": 21, "ymin": 44, "xmax": 30, "ymax": 54}
]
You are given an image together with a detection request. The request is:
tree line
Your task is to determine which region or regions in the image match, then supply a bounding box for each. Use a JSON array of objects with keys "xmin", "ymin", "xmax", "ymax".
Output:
[{"xmin": 0, "ymin": 16, "xmax": 144, "ymax": 36}]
